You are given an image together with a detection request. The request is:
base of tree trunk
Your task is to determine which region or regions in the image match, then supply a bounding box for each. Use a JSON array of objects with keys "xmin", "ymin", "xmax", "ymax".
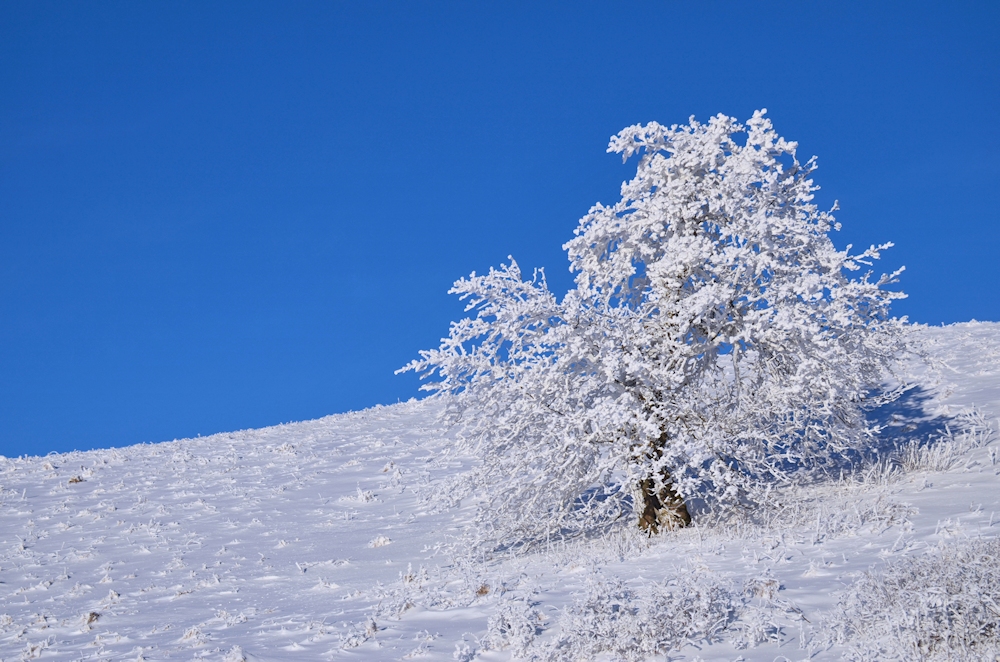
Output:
[{"xmin": 638, "ymin": 476, "xmax": 691, "ymax": 533}]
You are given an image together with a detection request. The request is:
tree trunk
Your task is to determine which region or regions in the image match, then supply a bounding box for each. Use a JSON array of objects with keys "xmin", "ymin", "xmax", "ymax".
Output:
[{"xmin": 637, "ymin": 470, "xmax": 691, "ymax": 533}]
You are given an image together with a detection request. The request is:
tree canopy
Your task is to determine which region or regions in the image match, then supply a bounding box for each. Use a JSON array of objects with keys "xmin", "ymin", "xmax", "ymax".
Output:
[{"xmin": 402, "ymin": 110, "xmax": 906, "ymax": 549}]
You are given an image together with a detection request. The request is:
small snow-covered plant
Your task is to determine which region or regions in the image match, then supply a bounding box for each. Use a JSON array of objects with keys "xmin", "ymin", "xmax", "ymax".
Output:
[
  {"xmin": 452, "ymin": 641, "xmax": 477, "ymax": 662},
  {"xmin": 483, "ymin": 595, "xmax": 545, "ymax": 658},
  {"xmin": 897, "ymin": 409, "xmax": 995, "ymax": 473},
  {"xmin": 538, "ymin": 573, "xmax": 740, "ymax": 661},
  {"xmin": 827, "ymin": 537, "xmax": 1000, "ymax": 661},
  {"xmin": 223, "ymin": 646, "xmax": 248, "ymax": 662},
  {"xmin": 402, "ymin": 111, "xmax": 905, "ymax": 548}
]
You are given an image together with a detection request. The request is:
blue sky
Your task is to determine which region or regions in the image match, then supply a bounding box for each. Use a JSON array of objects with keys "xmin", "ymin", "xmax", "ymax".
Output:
[{"xmin": 1, "ymin": 1, "xmax": 998, "ymax": 457}]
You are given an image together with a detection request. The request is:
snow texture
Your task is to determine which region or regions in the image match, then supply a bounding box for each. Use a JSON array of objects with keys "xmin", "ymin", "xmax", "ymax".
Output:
[{"xmin": 0, "ymin": 322, "xmax": 998, "ymax": 660}]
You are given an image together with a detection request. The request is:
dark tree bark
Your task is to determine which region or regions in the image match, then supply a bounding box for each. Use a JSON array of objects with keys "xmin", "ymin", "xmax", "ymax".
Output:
[
  {"xmin": 637, "ymin": 471, "xmax": 691, "ymax": 533},
  {"xmin": 637, "ymin": 427, "xmax": 692, "ymax": 533}
]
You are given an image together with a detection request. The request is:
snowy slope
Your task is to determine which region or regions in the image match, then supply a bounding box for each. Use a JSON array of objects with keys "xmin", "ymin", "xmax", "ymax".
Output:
[{"xmin": 1, "ymin": 323, "xmax": 999, "ymax": 661}]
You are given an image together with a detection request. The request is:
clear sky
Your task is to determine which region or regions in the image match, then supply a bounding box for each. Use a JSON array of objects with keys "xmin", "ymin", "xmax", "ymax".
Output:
[{"xmin": 1, "ymin": 1, "xmax": 998, "ymax": 457}]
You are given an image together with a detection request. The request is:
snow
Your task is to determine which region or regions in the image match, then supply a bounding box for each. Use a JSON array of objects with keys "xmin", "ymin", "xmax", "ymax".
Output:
[{"xmin": 2, "ymin": 322, "xmax": 999, "ymax": 661}]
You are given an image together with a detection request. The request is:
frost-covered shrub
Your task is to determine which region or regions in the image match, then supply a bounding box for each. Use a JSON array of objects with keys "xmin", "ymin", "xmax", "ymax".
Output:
[
  {"xmin": 402, "ymin": 111, "xmax": 905, "ymax": 548},
  {"xmin": 538, "ymin": 573, "xmax": 741, "ymax": 661},
  {"xmin": 483, "ymin": 596, "xmax": 545, "ymax": 658},
  {"xmin": 828, "ymin": 537, "xmax": 1000, "ymax": 661}
]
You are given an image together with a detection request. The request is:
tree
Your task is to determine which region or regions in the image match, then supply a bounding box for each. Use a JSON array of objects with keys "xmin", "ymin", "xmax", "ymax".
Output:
[{"xmin": 401, "ymin": 110, "xmax": 905, "ymax": 549}]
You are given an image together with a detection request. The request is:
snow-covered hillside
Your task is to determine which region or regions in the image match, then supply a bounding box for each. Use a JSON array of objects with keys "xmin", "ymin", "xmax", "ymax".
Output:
[{"xmin": 2, "ymin": 323, "xmax": 999, "ymax": 661}]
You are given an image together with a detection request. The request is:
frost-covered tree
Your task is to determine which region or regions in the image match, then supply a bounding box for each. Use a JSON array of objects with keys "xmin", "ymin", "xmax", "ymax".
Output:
[{"xmin": 401, "ymin": 110, "xmax": 905, "ymax": 548}]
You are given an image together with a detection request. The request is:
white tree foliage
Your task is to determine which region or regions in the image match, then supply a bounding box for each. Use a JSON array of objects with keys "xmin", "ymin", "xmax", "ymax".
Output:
[{"xmin": 401, "ymin": 110, "xmax": 906, "ymax": 548}]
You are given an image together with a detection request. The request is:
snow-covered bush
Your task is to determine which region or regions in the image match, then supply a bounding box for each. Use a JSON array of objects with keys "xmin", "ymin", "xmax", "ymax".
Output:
[
  {"xmin": 535, "ymin": 573, "xmax": 740, "ymax": 661},
  {"xmin": 827, "ymin": 537, "xmax": 1000, "ymax": 661},
  {"xmin": 402, "ymin": 110, "xmax": 905, "ymax": 548},
  {"xmin": 483, "ymin": 595, "xmax": 545, "ymax": 658}
]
